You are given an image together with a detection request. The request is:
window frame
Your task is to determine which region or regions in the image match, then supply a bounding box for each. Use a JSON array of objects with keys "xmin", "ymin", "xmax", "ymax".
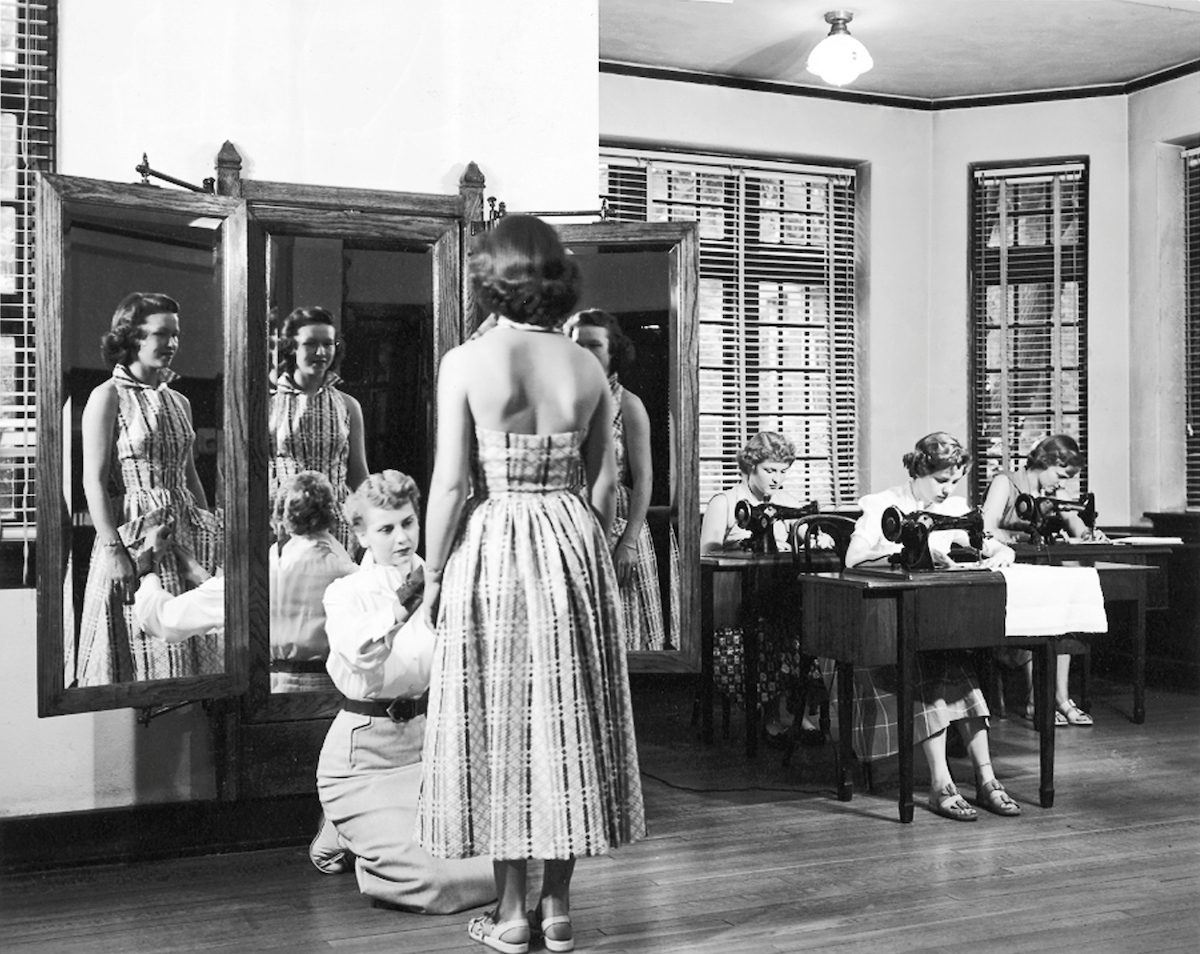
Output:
[
  {"xmin": 600, "ymin": 146, "xmax": 861, "ymax": 511},
  {"xmin": 967, "ymin": 157, "xmax": 1090, "ymax": 501}
]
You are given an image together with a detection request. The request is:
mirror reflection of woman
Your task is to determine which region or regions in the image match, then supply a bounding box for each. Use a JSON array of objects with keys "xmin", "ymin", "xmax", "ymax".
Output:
[
  {"xmin": 74, "ymin": 292, "xmax": 223, "ymax": 686},
  {"xmin": 567, "ymin": 309, "xmax": 667, "ymax": 652},
  {"xmin": 269, "ymin": 307, "xmax": 368, "ymax": 555}
]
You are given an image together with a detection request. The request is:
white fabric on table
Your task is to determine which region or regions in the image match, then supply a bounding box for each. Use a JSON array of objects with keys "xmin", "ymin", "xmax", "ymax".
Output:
[{"xmin": 1000, "ymin": 564, "xmax": 1108, "ymax": 636}]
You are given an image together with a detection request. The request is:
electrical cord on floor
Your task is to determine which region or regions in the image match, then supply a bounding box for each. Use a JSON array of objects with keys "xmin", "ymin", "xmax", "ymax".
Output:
[{"xmin": 638, "ymin": 768, "xmax": 841, "ymax": 797}]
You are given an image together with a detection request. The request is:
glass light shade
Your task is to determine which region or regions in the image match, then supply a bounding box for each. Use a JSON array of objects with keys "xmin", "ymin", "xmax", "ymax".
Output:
[{"xmin": 806, "ymin": 33, "xmax": 874, "ymax": 87}]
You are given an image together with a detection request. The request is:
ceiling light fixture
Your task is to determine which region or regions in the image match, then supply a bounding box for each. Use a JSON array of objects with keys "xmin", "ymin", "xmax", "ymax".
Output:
[{"xmin": 806, "ymin": 10, "xmax": 873, "ymax": 87}]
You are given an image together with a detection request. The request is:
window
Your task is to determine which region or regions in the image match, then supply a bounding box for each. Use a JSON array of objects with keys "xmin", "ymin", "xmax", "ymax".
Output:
[
  {"xmin": 968, "ymin": 159, "xmax": 1088, "ymax": 499},
  {"xmin": 0, "ymin": 0, "xmax": 54, "ymax": 555},
  {"xmin": 601, "ymin": 148, "xmax": 860, "ymax": 508},
  {"xmin": 1187, "ymin": 146, "xmax": 1200, "ymax": 507}
]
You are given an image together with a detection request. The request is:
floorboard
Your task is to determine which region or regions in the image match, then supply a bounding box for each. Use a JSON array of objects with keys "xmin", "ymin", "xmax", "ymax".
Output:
[{"xmin": 2, "ymin": 677, "xmax": 1197, "ymax": 954}]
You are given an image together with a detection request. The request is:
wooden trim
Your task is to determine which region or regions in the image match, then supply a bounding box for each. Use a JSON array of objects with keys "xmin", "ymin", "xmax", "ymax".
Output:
[
  {"xmin": 0, "ymin": 794, "xmax": 321, "ymax": 875},
  {"xmin": 240, "ymin": 180, "xmax": 462, "ymax": 218},
  {"xmin": 600, "ymin": 58, "xmax": 1200, "ymax": 111}
]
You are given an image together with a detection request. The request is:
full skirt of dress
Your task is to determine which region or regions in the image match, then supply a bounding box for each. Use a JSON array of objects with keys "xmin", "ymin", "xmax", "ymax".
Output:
[{"xmin": 418, "ymin": 429, "xmax": 645, "ymax": 860}]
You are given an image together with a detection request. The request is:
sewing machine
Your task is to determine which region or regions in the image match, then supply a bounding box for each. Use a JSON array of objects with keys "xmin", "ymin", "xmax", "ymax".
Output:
[
  {"xmin": 733, "ymin": 498, "xmax": 819, "ymax": 553},
  {"xmin": 1014, "ymin": 492, "xmax": 1097, "ymax": 546},
  {"xmin": 880, "ymin": 506, "xmax": 986, "ymax": 571}
]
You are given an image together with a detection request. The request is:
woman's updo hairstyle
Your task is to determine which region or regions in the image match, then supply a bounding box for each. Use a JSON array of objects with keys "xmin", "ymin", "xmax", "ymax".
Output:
[
  {"xmin": 737, "ymin": 431, "xmax": 796, "ymax": 475},
  {"xmin": 273, "ymin": 470, "xmax": 339, "ymax": 538},
  {"xmin": 1025, "ymin": 434, "xmax": 1082, "ymax": 472},
  {"xmin": 343, "ymin": 469, "xmax": 421, "ymax": 531},
  {"xmin": 565, "ymin": 308, "xmax": 636, "ymax": 378},
  {"xmin": 101, "ymin": 292, "xmax": 180, "ymax": 368},
  {"xmin": 903, "ymin": 431, "xmax": 970, "ymax": 478},
  {"xmin": 470, "ymin": 214, "xmax": 582, "ymax": 329},
  {"xmin": 277, "ymin": 306, "xmax": 342, "ymax": 378}
]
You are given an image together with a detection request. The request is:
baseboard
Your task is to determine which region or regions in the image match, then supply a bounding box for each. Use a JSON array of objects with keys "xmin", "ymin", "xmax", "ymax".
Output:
[{"xmin": 0, "ymin": 793, "xmax": 322, "ymax": 874}]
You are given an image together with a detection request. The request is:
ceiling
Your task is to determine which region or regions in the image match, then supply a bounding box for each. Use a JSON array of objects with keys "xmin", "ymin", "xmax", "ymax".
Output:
[{"xmin": 599, "ymin": 0, "xmax": 1200, "ymax": 103}]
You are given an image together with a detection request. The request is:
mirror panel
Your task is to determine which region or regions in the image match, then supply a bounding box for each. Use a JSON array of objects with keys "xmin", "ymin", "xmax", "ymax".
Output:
[
  {"xmin": 558, "ymin": 222, "xmax": 700, "ymax": 673},
  {"xmin": 36, "ymin": 174, "xmax": 247, "ymax": 715},
  {"xmin": 243, "ymin": 188, "xmax": 463, "ymax": 718}
]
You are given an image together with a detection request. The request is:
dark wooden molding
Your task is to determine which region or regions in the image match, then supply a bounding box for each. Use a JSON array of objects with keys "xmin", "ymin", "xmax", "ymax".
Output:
[
  {"xmin": 600, "ymin": 58, "xmax": 1200, "ymax": 111},
  {"xmin": 0, "ymin": 794, "xmax": 322, "ymax": 874}
]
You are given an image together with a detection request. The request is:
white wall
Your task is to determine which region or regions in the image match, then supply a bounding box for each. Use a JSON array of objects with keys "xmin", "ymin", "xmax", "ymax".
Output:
[
  {"xmin": 3, "ymin": 0, "xmax": 599, "ymax": 819},
  {"xmin": 601, "ymin": 73, "xmax": 934, "ymax": 491},
  {"xmin": 601, "ymin": 73, "xmax": 1196, "ymax": 515},
  {"xmin": 1127, "ymin": 74, "xmax": 1200, "ymax": 517},
  {"xmin": 929, "ymin": 96, "xmax": 1131, "ymax": 521}
]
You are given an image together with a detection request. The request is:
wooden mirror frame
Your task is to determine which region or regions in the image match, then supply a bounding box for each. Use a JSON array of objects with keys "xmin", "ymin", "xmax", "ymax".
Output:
[
  {"xmin": 238, "ymin": 177, "xmax": 468, "ymax": 723},
  {"xmin": 557, "ymin": 221, "xmax": 700, "ymax": 673},
  {"xmin": 35, "ymin": 173, "xmax": 249, "ymax": 716}
]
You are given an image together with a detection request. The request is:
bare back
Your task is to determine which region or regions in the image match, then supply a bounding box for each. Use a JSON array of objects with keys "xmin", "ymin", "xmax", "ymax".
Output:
[{"xmin": 457, "ymin": 327, "xmax": 606, "ymax": 435}]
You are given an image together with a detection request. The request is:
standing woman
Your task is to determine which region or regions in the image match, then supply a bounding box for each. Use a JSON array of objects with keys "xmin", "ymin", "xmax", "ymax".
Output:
[
  {"xmin": 75, "ymin": 292, "xmax": 223, "ymax": 686},
  {"xmin": 567, "ymin": 309, "xmax": 667, "ymax": 652},
  {"xmin": 419, "ymin": 215, "xmax": 645, "ymax": 954},
  {"xmin": 269, "ymin": 306, "xmax": 368, "ymax": 555}
]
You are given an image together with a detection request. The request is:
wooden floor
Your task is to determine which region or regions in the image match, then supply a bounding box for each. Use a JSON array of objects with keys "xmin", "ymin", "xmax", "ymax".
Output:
[{"xmin": 3, "ymin": 676, "xmax": 1198, "ymax": 954}]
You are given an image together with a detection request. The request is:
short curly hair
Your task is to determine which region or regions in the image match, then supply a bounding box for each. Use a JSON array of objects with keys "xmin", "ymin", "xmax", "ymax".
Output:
[
  {"xmin": 100, "ymin": 292, "xmax": 180, "ymax": 368},
  {"xmin": 1025, "ymin": 434, "xmax": 1082, "ymax": 473},
  {"xmin": 273, "ymin": 471, "xmax": 339, "ymax": 538},
  {"xmin": 737, "ymin": 431, "xmax": 796, "ymax": 475},
  {"xmin": 277, "ymin": 306, "xmax": 343, "ymax": 378},
  {"xmin": 902, "ymin": 431, "xmax": 970, "ymax": 478},
  {"xmin": 343, "ymin": 470, "xmax": 422, "ymax": 530},
  {"xmin": 470, "ymin": 215, "xmax": 582, "ymax": 329},
  {"xmin": 564, "ymin": 309, "xmax": 636, "ymax": 378}
]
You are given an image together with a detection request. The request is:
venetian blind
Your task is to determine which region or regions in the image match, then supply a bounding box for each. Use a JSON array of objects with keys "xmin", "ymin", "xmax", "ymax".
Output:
[
  {"xmin": 968, "ymin": 160, "xmax": 1089, "ymax": 501},
  {"xmin": 600, "ymin": 148, "xmax": 859, "ymax": 509},
  {"xmin": 0, "ymin": 0, "xmax": 54, "ymax": 544},
  {"xmin": 1186, "ymin": 146, "xmax": 1200, "ymax": 507}
]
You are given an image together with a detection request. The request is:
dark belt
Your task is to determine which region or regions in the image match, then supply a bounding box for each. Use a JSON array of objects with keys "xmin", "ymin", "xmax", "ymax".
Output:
[
  {"xmin": 342, "ymin": 693, "xmax": 429, "ymax": 722},
  {"xmin": 270, "ymin": 659, "xmax": 329, "ymax": 674}
]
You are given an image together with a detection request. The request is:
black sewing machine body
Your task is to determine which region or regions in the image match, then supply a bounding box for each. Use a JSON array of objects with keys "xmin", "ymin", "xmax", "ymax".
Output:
[
  {"xmin": 880, "ymin": 505, "xmax": 985, "ymax": 571},
  {"xmin": 733, "ymin": 498, "xmax": 819, "ymax": 553},
  {"xmin": 1014, "ymin": 492, "xmax": 1097, "ymax": 546}
]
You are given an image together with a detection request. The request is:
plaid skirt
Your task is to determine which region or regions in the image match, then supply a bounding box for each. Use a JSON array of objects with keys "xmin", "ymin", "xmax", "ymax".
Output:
[{"xmin": 826, "ymin": 652, "xmax": 990, "ymax": 763}]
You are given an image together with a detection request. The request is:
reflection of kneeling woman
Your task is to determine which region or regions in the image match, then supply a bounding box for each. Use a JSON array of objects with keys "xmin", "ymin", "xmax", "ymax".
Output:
[{"xmin": 312, "ymin": 471, "xmax": 494, "ymax": 913}]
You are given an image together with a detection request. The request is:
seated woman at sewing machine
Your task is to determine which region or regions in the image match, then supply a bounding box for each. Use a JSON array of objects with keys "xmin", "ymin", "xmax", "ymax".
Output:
[
  {"xmin": 845, "ymin": 431, "xmax": 1021, "ymax": 822},
  {"xmin": 981, "ymin": 433, "xmax": 1102, "ymax": 727},
  {"xmin": 700, "ymin": 431, "xmax": 823, "ymax": 745}
]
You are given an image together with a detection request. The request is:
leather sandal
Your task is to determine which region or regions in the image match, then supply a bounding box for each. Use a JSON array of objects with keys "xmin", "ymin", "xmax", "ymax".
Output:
[
  {"xmin": 975, "ymin": 777, "xmax": 1021, "ymax": 817},
  {"xmin": 1057, "ymin": 699, "xmax": 1094, "ymax": 726},
  {"xmin": 468, "ymin": 913, "xmax": 531, "ymax": 954},
  {"xmin": 529, "ymin": 909, "xmax": 575, "ymax": 953},
  {"xmin": 308, "ymin": 813, "xmax": 353, "ymax": 875},
  {"xmin": 928, "ymin": 782, "xmax": 978, "ymax": 821}
]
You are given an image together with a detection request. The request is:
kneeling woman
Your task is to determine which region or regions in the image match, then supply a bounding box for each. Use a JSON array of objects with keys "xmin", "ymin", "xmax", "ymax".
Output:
[
  {"xmin": 845, "ymin": 432, "xmax": 1021, "ymax": 821},
  {"xmin": 314, "ymin": 471, "xmax": 494, "ymax": 913}
]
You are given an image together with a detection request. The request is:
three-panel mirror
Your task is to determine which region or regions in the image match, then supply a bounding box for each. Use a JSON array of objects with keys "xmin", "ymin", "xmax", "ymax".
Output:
[{"xmin": 36, "ymin": 174, "xmax": 701, "ymax": 721}]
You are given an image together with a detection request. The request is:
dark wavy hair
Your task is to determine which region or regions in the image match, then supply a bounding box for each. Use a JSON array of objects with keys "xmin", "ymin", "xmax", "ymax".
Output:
[
  {"xmin": 343, "ymin": 470, "xmax": 422, "ymax": 530},
  {"xmin": 470, "ymin": 215, "xmax": 582, "ymax": 329},
  {"xmin": 1026, "ymin": 434, "xmax": 1082, "ymax": 472},
  {"xmin": 566, "ymin": 309, "xmax": 636, "ymax": 378},
  {"xmin": 737, "ymin": 431, "xmax": 796, "ymax": 475},
  {"xmin": 277, "ymin": 306, "xmax": 343, "ymax": 378},
  {"xmin": 273, "ymin": 471, "xmax": 339, "ymax": 538},
  {"xmin": 903, "ymin": 431, "xmax": 970, "ymax": 478},
  {"xmin": 100, "ymin": 292, "xmax": 180, "ymax": 368}
]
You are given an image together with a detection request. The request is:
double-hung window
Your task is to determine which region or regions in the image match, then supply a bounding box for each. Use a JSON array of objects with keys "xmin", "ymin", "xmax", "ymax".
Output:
[
  {"xmin": 1186, "ymin": 146, "xmax": 1200, "ymax": 506},
  {"xmin": 1, "ymin": 1, "xmax": 55, "ymax": 558},
  {"xmin": 968, "ymin": 159, "xmax": 1089, "ymax": 499},
  {"xmin": 601, "ymin": 148, "xmax": 860, "ymax": 508}
]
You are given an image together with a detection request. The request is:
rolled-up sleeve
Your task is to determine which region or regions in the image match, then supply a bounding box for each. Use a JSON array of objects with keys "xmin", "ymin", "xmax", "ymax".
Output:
[{"xmin": 134, "ymin": 573, "xmax": 225, "ymax": 644}]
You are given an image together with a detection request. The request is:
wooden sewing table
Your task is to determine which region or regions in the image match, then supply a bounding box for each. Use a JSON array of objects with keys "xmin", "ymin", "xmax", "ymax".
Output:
[{"xmin": 798, "ymin": 561, "xmax": 1155, "ymax": 823}]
